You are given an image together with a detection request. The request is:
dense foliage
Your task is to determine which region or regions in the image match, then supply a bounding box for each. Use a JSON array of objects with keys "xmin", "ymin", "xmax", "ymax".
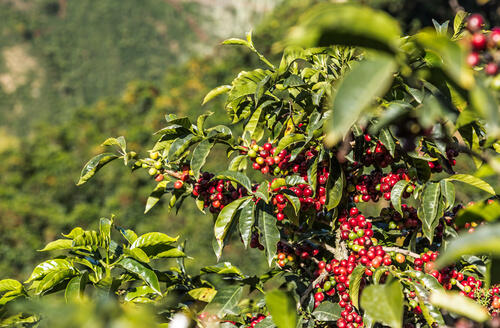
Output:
[{"xmin": 2, "ymin": 2, "xmax": 500, "ymax": 328}]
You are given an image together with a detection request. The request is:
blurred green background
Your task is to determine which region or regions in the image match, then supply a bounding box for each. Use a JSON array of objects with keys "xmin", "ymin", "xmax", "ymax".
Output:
[{"xmin": 0, "ymin": 0, "xmax": 498, "ymax": 280}]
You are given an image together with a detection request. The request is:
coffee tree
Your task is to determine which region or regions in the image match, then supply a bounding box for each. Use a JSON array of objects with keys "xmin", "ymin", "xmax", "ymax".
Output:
[{"xmin": 2, "ymin": 3, "xmax": 500, "ymax": 328}]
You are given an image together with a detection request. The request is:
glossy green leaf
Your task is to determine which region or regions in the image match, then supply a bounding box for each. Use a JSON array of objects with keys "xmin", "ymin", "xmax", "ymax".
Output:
[
  {"xmin": 214, "ymin": 196, "xmax": 252, "ymax": 253},
  {"xmin": 201, "ymin": 262, "xmax": 243, "ymax": 276},
  {"xmin": 209, "ymin": 285, "xmax": 243, "ymax": 317},
  {"xmin": 360, "ymin": 280, "xmax": 403, "ymax": 328},
  {"xmin": 239, "ymin": 199, "xmax": 255, "ymax": 249},
  {"xmin": 221, "ymin": 38, "xmax": 248, "ymax": 46},
  {"xmin": 77, "ymin": 153, "xmax": 119, "ymax": 186},
  {"xmin": 349, "ymin": 265, "xmax": 365, "ymax": 309},
  {"xmin": 244, "ymin": 106, "xmax": 263, "ymax": 141},
  {"xmin": 266, "ymin": 290, "xmax": 297, "ymax": 328},
  {"xmin": 131, "ymin": 232, "xmax": 178, "ymax": 258},
  {"xmin": 274, "ymin": 134, "xmax": 306, "ymax": 155},
  {"xmin": 326, "ymin": 168, "xmax": 343, "ymax": 210},
  {"xmin": 117, "ymin": 258, "xmax": 161, "ymax": 295},
  {"xmin": 289, "ymin": 3, "xmax": 401, "ymax": 53},
  {"xmin": 35, "ymin": 267, "xmax": 76, "ymax": 295},
  {"xmin": 197, "ymin": 112, "xmax": 213, "ymax": 133},
  {"xmin": 229, "ymin": 155, "xmax": 247, "ymax": 172},
  {"xmin": 430, "ymin": 290, "xmax": 489, "ymax": 322},
  {"xmin": 0, "ymin": 279, "xmax": 22, "ymax": 294},
  {"xmin": 124, "ymin": 285, "xmax": 158, "ymax": 303},
  {"xmin": 418, "ymin": 182, "xmax": 441, "ymax": 243},
  {"xmin": 312, "ymin": 301, "xmax": 341, "ymax": 321},
  {"xmin": 124, "ymin": 247, "xmax": 150, "ymax": 263},
  {"xmin": 390, "ymin": 180, "xmax": 410, "ymax": 216},
  {"xmin": 65, "ymin": 272, "xmax": 88, "ymax": 302},
  {"xmin": 435, "ymin": 223, "xmax": 500, "ymax": 269},
  {"xmin": 254, "ymin": 183, "xmax": 270, "ymax": 203},
  {"xmin": 202, "ymin": 85, "xmax": 232, "ymax": 105},
  {"xmin": 191, "ymin": 139, "xmax": 214, "ymax": 178},
  {"xmin": 215, "ymin": 171, "xmax": 252, "ymax": 191},
  {"xmin": 26, "ymin": 259, "xmax": 75, "ymax": 284},
  {"xmin": 38, "ymin": 239, "xmax": 74, "ymax": 252},
  {"xmin": 411, "ymin": 282, "xmax": 445, "ymax": 327},
  {"xmin": 440, "ymin": 180, "xmax": 455, "ymax": 211},
  {"xmin": 188, "ymin": 287, "xmax": 217, "ymax": 302},
  {"xmin": 326, "ymin": 54, "xmax": 396, "ymax": 145},
  {"xmin": 145, "ymin": 181, "xmax": 168, "ymax": 214},
  {"xmin": 282, "ymin": 190, "xmax": 300, "ymax": 215},
  {"xmin": 446, "ymin": 174, "xmax": 495, "ymax": 195},
  {"xmin": 416, "ymin": 31, "xmax": 474, "ymax": 90},
  {"xmin": 101, "ymin": 136, "xmax": 126, "ymax": 152},
  {"xmin": 168, "ymin": 134, "xmax": 201, "ymax": 160},
  {"xmin": 154, "ymin": 247, "xmax": 186, "ymax": 259},
  {"xmin": 258, "ymin": 203, "xmax": 281, "ymax": 267},
  {"xmin": 379, "ymin": 128, "xmax": 395, "ymax": 156}
]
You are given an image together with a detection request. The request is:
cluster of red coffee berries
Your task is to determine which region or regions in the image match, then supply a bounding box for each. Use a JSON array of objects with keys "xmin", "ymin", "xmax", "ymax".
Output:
[
  {"xmin": 248, "ymin": 142, "xmax": 290, "ymax": 175},
  {"xmin": 348, "ymin": 168, "xmax": 413, "ymax": 203},
  {"xmin": 357, "ymin": 136, "xmax": 397, "ymax": 168},
  {"xmin": 465, "ymin": 14, "xmax": 500, "ymax": 76},
  {"xmin": 381, "ymin": 205, "xmax": 420, "ymax": 230},
  {"xmin": 338, "ymin": 208, "xmax": 375, "ymax": 252},
  {"xmin": 245, "ymin": 315, "xmax": 267, "ymax": 328},
  {"xmin": 192, "ymin": 172, "xmax": 248, "ymax": 213}
]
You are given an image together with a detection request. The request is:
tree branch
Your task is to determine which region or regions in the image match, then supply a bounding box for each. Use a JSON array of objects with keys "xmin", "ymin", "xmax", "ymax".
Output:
[
  {"xmin": 382, "ymin": 246, "xmax": 420, "ymax": 259},
  {"xmin": 298, "ymin": 270, "xmax": 329, "ymax": 310}
]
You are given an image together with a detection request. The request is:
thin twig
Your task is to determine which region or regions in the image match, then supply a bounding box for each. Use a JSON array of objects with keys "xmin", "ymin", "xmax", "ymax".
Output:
[
  {"xmin": 382, "ymin": 246, "xmax": 420, "ymax": 259},
  {"xmin": 298, "ymin": 270, "xmax": 329, "ymax": 310}
]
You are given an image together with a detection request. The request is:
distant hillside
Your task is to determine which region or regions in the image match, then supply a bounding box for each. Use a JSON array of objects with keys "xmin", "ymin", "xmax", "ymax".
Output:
[{"xmin": 0, "ymin": 0, "xmax": 277, "ymax": 133}]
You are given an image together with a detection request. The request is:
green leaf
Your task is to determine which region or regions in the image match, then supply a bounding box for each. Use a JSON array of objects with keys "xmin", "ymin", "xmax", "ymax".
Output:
[
  {"xmin": 221, "ymin": 38, "xmax": 248, "ymax": 46},
  {"xmin": 215, "ymin": 171, "xmax": 252, "ymax": 192},
  {"xmin": 0, "ymin": 279, "xmax": 23, "ymax": 294},
  {"xmin": 282, "ymin": 190, "xmax": 300, "ymax": 215},
  {"xmin": 26, "ymin": 259, "xmax": 74, "ymax": 284},
  {"xmin": 254, "ymin": 317, "xmax": 276, "ymax": 328},
  {"xmin": 470, "ymin": 78, "xmax": 500, "ymax": 137},
  {"xmin": 360, "ymin": 280, "xmax": 403, "ymax": 328},
  {"xmin": 254, "ymin": 183, "xmax": 270, "ymax": 203},
  {"xmin": 119, "ymin": 228, "xmax": 138, "ymax": 244},
  {"xmin": 239, "ymin": 199, "xmax": 255, "ymax": 249},
  {"xmin": 312, "ymin": 301, "xmax": 341, "ymax": 321},
  {"xmin": 145, "ymin": 181, "xmax": 168, "ymax": 214},
  {"xmin": 191, "ymin": 139, "xmax": 214, "ymax": 178},
  {"xmin": 349, "ymin": 265, "xmax": 365, "ymax": 309},
  {"xmin": 202, "ymin": 85, "xmax": 232, "ymax": 105},
  {"xmin": 201, "ymin": 262, "xmax": 243, "ymax": 276},
  {"xmin": 131, "ymin": 232, "xmax": 178, "ymax": 249},
  {"xmin": 430, "ymin": 290, "xmax": 490, "ymax": 322},
  {"xmin": 38, "ymin": 239, "xmax": 74, "ymax": 252},
  {"xmin": 266, "ymin": 290, "xmax": 297, "ymax": 328},
  {"xmin": 229, "ymin": 155, "xmax": 248, "ymax": 172},
  {"xmin": 77, "ymin": 153, "xmax": 119, "ymax": 185},
  {"xmin": 154, "ymin": 247, "xmax": 186, "ymax": 259},
  {"xmin": 418, "ymin": 182, "xmax": 441, "ymax": 243},
  {"xmin": 188, "ymin": 287, "xmax": 217, "ymax": 302},
  {"xmin": 326, "ymin": 54, "xmax": 396, "ymax": 145},
  {"xmin": 209, "ymin": 285, "xmax": 243, "ymax": 317},
  {"xmin": 244, "ymin": 106, "xmax": 264, "ymax": 141},
  {"xmin": 117, "ymin": 258, "xmax": 161, "ymax": 295},
  {"xmin": 214, "ymin": 196, "xmax": 252, "ymax": 255},
  {"xmin": 124, "ymin": 285, "xmax": 158, "ymax": 303},
  {"xmin": 35, "ymin": 268, "xmax": 76, "ymax": 295},
  {"xmin": 168, "ymin": 134, "xmax": 201, "ymax": 160},
  {"xmin": 390, "ymin": 180, "xmax": 410, "ymax": 215},
  {"xmin": 440, "ymin": 180, "xmax": 455, "ymax": 211},
  {"xmin": 101, "ymin": 136, "xmax": 126, "ymax": 153},
  {"xmin": 274, "ymin": 134, "xmax": 306, "ymax": 155},
  {"xmin": 288, "ymin": 3, "xmax": 401, "ymax": 53},
  {"xmin": 258, "ymin": 202, "xmax": 281, "ymax": 267},
  {"xmin": 62, "ymin": 227, "xmax": 85, "ymax": 239},
  {"xmin": 197, "ymin": 112, "xmax": 213, "ymax": 133},
  {"xmin": 131, "ymin": 232, "xmax": 178, "ymax": 257},
  {"xmin": 446, "ymin": 174, "xmax": 495, "ymax": 195},
  {"xmin": 435, "ymin": 223, "xmax": 500, "ymax": 269},
  {"xmin": 326, "ymin": 168, "xmax": 343, "ymax": 210},
  {"xmin": 65, "ymin": 272, "xmax": 88, "ymax": 302},
  {"xmin": 124, "ymin": 247, "xmax": 150, "ymax": 263},
  {"xmin": 379, "ymin": 128, "xmax": 395, "ymax": 157},
  {"xmin": 99, "ymin": 217, "xmax": 112, "ymax": 245},
  {"xmin": 416, "ymin": 31, "xmax": 474, "ymax": 90}
]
